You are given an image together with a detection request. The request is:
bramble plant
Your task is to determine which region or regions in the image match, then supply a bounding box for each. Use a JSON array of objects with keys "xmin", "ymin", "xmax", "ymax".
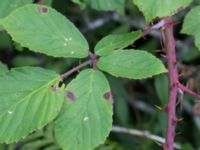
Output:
[{"xmin": 1, "ymin": 0, "xmax": 200, "ymax": 150}]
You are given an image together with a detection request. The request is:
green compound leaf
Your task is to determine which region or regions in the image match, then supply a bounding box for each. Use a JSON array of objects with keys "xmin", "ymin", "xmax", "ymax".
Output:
[
  {"xmin": 0, "ymin": 0, "xmax": 33, "ymax": 18},
  {"xmin": 55, "ymin": 69, "xmax": 113, "ymax": 150},
  {"xmin": 94, "ymin": 30, "xmax": 142, "ymax": 56},
  {"xmin": 0, "ymin": 4, "xmax": 89, "ymax": 58},
  {"xmin": 97, "ymin": 50, "xmax": 167, "ymax": 79},
  {"xmin": 74, "ymin": 0, "xmax": 125, "ymax": 14},
  {"xmin": 0, "ymin": 62, "xmax": 8, "ymax": 75},
  {"xmin": 0, "ymin": 67, "xmax": 65, "ymax": 143},
  {"xmin": 133, "ymin": 0, "xmax": 192, "ymax": 22},
  {"xmin": 181, "ymin": 6, "xmax": 200, "ymax": 51}
]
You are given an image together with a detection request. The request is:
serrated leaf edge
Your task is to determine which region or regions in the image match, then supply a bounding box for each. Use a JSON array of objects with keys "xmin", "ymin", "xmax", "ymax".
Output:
[
  {"xmin": 0, "ymin": 67, "xmax": 65, "ymax": 143},
  {"xmin": 97, "ymin": 50, "xmax": 167, "ymax": 79}
]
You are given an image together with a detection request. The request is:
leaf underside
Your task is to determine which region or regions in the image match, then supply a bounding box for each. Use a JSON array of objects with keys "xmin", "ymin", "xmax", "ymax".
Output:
[{"xmin": 133, "ymin": 0, "xmax": 192, "ymax": 22}]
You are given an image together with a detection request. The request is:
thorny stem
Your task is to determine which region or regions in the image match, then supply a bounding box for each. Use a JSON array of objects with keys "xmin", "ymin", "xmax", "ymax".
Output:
[
  {"xmin": 143, "ymin": 17, "xmax": 200, "ymax": 150},
  {"xmin": 60, "ymin": 59, "xmax": 92, "ymax": 80},
  {"xmin": 178, "ymin": 83, "xmax": 200, "ymax": 100},
  {"xmin": 142, "ymin": 19, "xmax": 175, "ymax": 37},
  {"xmin": 162, "ymin": 17, "xmax": 179, "ymax": 150},
  {"xmin": 143, "ymin": 20, "xmax": 166, "ymax": 37},
  {"xmin": 112, "ymin": 126, "xmax": 180, "ymax": 149}
]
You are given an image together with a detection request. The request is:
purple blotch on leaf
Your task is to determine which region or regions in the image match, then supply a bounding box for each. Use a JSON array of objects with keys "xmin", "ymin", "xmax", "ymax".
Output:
[
  {"xmin": 67, "ymin": 91, "xmax": 76, "ymax": 101},
  {"xmin": 39, "ymin": 6, "xmax": 48, "ymax": 13},
  {"xmin": 51, "ymin": 85, "xmax": 57, "ymax": 92},
  {"xmin": 103, "ymin": 91, "xmax": 111, "ymax": 100}
]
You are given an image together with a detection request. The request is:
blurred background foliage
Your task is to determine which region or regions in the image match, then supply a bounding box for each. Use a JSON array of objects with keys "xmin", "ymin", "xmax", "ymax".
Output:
[{"xmin": 1, "ymin": 0, "xmax": 200, "ymax": 149}]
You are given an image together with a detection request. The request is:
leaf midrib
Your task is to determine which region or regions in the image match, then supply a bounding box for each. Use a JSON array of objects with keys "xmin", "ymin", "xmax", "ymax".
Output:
[{"xmin": 74, "ymin": 71, "xmax": 94, "ymax": 149}]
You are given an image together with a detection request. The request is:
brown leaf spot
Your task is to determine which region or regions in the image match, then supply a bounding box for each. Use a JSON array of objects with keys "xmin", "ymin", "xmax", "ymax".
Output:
[{"xmin": 67, "ymin": 91, "xmax": 76, "ymax": 101}]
